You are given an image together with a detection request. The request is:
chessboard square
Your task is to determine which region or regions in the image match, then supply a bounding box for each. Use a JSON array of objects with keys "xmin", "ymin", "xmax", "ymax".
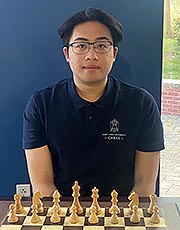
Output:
[
  {"xmin": 46, "ymin": 207, "xmax": 68, "ymax": 217},
  {"xmin": 43, "ymin": 216, "xmax": 65, "ymax": 225},
  {"xmin": 21, "ymin": 226, "xmax": 43, "ymax": 230},
  {"xmin": 143, "ymin": 209, "xmax": 152, "ymax": 217},
  {"xmin": 144, "ymin": 217, "xmax": 166, "ymax": 227},
  {"xmin": 41, "ymin": 226, "xmax": 63, "ymax": 230},
  {"xmin": 60, "ymin": 207, "xmax": 68, "ymax": 216},
  {"xmin": 84, "ymin": 227, "xmax": 104, "ymax": 230},
  {"xmin": 2, "ymin": 216, "xmax": 26, "ymax": 225},
  {"xmin": 125, "ymin": 227, "xmax": 146, "ymax": 230},
  {"xmin": 105, "ymin": 208, "xmax": 122, "ymax": 217},
  {"xmin": 85, "ymin": 208, "xmax": 105, "ymax": 217},
  {"xmin": 84, "ymin": 216, "xmax": 104, "ymax": 226},
  {"xmin": 7, "ymin": 207, "xmax": 30, "ymax": 217},
  {"xmin": 0, "ymin": 225, "xmax": 22, "ymax": 230},
  {"xmin": 63, "ymin": 227, "xmax": 84, "ymax": 230},
  {"xmin": 67, "ymin": 207, "xmax": 85, "ymax": 217},
  {"xmin": 105, "ymin": 227, "xmax": 125, "ymax": 230},
  {"xmin": 119, "ymin": 208, "xmax": 125, "ymax": 217},
  {"xmin": 146, "ymin": 228, "xmax": 167, "ymax": 230},
  {"xmin": 63, "ymin": 216, "xmax": 85, "ymax": 226},
  {"xmin": 105, "ymin": 208, "xmax": 111, "ymax": 217},
  {"xmin": 38, "ymin": 207, "xmax": 48, "ymax": 216},
  {"xmin": 23, "ymin": 215, "xmax": 46, "ymax": 225},
  {"xmin": 104, "ymin": 216, "xmax": 125, "ymax": 226},
  {"xmin": 125, "ymin": 217, "xmax": 145, "ymax": 226},
  {"xmin": 19, "ymin": 207, "xmax": 30, "ymax": 216},
  {"xmin": 123, "ymin": 208, "xmax": 144, "ymax": 218}
]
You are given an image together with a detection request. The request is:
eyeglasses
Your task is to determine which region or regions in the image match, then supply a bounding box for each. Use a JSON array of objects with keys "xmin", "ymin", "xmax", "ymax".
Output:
[{"xmin": 68, "ymin": 41, "xmax": 114, "ymax": 54}]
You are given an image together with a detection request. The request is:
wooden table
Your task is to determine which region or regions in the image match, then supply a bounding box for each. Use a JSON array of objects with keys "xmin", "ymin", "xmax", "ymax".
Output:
[{"xmin": 0, "ymin": 196, "xmax": 180, "ymax": 229}]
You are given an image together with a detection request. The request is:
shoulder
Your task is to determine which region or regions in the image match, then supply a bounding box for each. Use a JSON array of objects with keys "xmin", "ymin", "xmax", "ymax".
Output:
[
  {"xmin": 25, "ymin": 78, "xmax": 72, "ymax": 110},
  {"xmin": 33, "ymin": 78, "xmax": 71, "ymax": 98},
  {"xmin": 110, "ymin": 76, "xmax": 156, "ymax": 103}
]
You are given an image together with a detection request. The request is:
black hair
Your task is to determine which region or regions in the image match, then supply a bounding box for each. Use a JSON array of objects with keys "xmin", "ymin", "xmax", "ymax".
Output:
[{"xmin": 58, "ymin": 8, "xmax": 123, "ymax": 47}]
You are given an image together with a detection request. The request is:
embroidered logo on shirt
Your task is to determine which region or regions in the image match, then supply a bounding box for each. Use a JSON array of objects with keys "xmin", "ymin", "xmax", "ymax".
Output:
[
  {"xmin": 102, "ymin": 119, "xmax": 127, "ymax": 141},
  {"xmin": 110, "ymin": 119, "xmax": 119, "ymax": 133}
]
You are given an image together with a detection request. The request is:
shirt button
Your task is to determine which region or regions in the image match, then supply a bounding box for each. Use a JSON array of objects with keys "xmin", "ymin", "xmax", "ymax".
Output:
[{"xmin": 88, "ymin": 115, "xmax": 93, "ymax": 120}]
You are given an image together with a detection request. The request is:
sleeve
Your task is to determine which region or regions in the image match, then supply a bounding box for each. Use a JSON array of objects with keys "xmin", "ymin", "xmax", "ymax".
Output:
[
  {"xmin": 23, "ymin": 91, "xmax": 47, "ymax": 149},
  {"xmin": 136, "ymin": 91, "xmax": 165, "ymax": 152}
]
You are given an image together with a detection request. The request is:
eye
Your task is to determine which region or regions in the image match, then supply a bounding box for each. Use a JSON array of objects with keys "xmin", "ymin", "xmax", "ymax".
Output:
[
  {"xmin": 74, "ymin": 43, "xmax": 87, "ymax": 49},
  {"xmin": 96, "ymin": 42, "xmax": 108, "ymax": 49}
]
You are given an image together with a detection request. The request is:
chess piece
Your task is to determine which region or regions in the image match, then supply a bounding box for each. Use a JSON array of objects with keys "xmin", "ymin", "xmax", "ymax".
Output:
[
  {"xmin": 30, "ymin": 204, "xmax": 41, "ymax": 223},
  {"xmin": 88, "ymin": 206, "xmax": 99, "ymax": 224},
  {"xmin": 130, "ymin": 205, "xmax": 140, "ymax": 223},
  {"xmin": 150, "ymin": 205, "xmax": 160, "ymax": 224},
  {"xmin": 51, "ymin": 190, "xmax": 61, "ymax": 214},
  {"xmin": 110, "ymin": 205, "xmax": 119, "ymax": 224},
  {"xmin": 7, "ymin": 204, "xmax": 18, "ymax": 223},
  {"xmin": 70, "ymin": 181, "xmax": 83, "ymax": 214},
  {"xmin": 128, "ymin": 191, "xmax": 139, "ymax": 214},
  {"xmin": 14, "ymin": 194, "xmax": 24, "ymax": 214},
  {"xmin": 69, "ymin": 205, "xmax": 79, "ymax": 223},
  {"xmin": 50, "ymin": 204, "xmax": 61, "ymax": 223},
  {"xmin": 33, "ymin": 191, "xmax": 44, "ymax": 213},
  {"xmin": 90, "ymin": 187, "xmax": 102, "ymax": 215},
  {"xmin": 148, "ymin": 193, "xmax": 157, "ymax": 214},
  {"xmin": 109, "ymin": 190, "xmax": 120, "ymax": 214}
]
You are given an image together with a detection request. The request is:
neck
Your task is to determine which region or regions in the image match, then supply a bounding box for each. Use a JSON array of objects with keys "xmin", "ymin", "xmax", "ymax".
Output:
[{"xmin": 74, "ymin": 79, "xmax": 108, "ymax": 102}]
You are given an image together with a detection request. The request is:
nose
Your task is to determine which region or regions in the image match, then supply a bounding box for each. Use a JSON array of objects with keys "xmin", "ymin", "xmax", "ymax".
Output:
[{"xmin": 84, "ymin": 45, "xmax": 99, "ymax": 61}]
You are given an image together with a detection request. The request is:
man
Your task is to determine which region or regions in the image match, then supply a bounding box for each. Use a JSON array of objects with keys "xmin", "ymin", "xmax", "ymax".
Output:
[{"xmin": 23, "ymin": 8, "xmax": 164, "ymax": 197}]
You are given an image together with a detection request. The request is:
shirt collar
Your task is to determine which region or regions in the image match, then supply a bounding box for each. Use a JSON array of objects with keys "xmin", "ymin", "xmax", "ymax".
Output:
[{"xmin": 68, "ymin": 76, "xmax": 114, "ymax": 109}]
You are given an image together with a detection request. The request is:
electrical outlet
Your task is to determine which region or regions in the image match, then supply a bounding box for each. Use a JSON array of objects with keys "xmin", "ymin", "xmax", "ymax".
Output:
[{"xmin": 16, "ymin": 184, "xmax": 31, "ymax": 197}]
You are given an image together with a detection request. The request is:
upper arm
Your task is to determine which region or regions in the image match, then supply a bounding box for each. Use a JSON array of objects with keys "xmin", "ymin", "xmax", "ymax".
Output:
[{"xmin": 25, "ymin": 145, "xmax": 56, "ymax": 194}]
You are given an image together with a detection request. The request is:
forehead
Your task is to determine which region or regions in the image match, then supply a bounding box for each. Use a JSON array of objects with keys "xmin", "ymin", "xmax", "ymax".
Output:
[{"xmin": 70, "ymin": 21, "xmax": 113, "ymax": 42}]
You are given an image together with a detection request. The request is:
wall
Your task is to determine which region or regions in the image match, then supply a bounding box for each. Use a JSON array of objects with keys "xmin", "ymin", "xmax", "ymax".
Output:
[
  {"xmin": 0, "ymin": 0, "xmax": 164, "ymax": 196},
  {"xmin": 162, "ymin": 80, "xmax": 180, "ymax": 116}
]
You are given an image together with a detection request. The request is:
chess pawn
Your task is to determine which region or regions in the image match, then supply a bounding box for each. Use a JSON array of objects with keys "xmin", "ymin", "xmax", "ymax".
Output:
[
  {"xmin": 88, "ymin": 206, "xmax": 99, "ymax": 224},
  {"xmin": 7, "ymin": 204, "xmax": 18, "ymax": 223},
  {"xmin": 14, "ymin": 194, "xmax": 24, "ymax": 214},
  {"xmin": 150, "ymin": 206, "xmax": 160, "ymax": 224},
  {"xmin": 31, "ymin": 204, "xmax": 41, "ymax": 223},
  {"xmin": 50, "ymin": 204, "xmax": 61, "ymax": 223},
  {"xmin": 69, "ymin": 205, "xmax": 79, "ymax": 224},
  {"xmin": 110, "ymin": 205, "xmax": 119, "ymax": 224},
  {"xmin": 130, "ymin": 205, "xmax": 140, "ymax": 223}
]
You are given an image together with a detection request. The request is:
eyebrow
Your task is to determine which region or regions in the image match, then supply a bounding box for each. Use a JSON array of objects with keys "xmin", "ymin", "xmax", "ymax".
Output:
[{"xmin": 73, "ymin": 36, "xmax": 111, "ymax": 42}]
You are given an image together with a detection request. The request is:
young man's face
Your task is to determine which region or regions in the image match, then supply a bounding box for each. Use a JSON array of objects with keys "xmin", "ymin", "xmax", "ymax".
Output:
[{"xmin": 63, "ymin": 21, "xmax": 118, "ymax": 88}]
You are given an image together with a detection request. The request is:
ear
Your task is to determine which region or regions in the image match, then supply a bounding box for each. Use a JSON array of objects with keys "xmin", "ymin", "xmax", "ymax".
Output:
[
  {"xmin": 63, "ymin": 47, "xmax": 69, "ymax": 62},
  {"xmin": 113, "ymin": 47, "xmax": 118, "ymax": 62}
]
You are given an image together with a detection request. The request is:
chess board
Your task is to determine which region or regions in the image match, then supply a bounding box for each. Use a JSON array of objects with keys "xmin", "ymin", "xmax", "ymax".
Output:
[{"xmin": 0, "ymin": 198, "xmax": 180, "ymax": 230}]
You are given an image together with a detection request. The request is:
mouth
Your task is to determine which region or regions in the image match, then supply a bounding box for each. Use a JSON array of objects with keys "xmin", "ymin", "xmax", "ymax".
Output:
[{"xmin": 83, "ymin": 66, "xmax": 99, "ymax": 70}]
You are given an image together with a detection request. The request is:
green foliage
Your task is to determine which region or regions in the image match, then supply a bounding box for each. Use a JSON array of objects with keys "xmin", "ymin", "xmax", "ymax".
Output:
[
  {"xmin": 173, "ymin": 17, "xmax": 180, "ymax": 46},
  {"xmin": 163, "ymin": 1, "xmax": 180, "ymax": 79},
  {"xmin": 170, "ymin": 0, "xmax": 180, "ymax": 42},
  {"xmin": 162, "ymin": 38, "xmax": 180, "ymax": 80}
]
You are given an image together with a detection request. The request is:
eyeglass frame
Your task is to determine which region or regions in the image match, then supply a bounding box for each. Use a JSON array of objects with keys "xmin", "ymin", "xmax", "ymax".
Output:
[{"xmin": 67, "ymin": 40, "xmax": 114, "ymax": 54}]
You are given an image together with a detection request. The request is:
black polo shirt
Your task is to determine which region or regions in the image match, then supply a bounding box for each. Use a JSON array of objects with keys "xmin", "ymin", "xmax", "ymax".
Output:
[{"xmin": 23, "ymin": 76, "xmax": 164, "ymax": 196}]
